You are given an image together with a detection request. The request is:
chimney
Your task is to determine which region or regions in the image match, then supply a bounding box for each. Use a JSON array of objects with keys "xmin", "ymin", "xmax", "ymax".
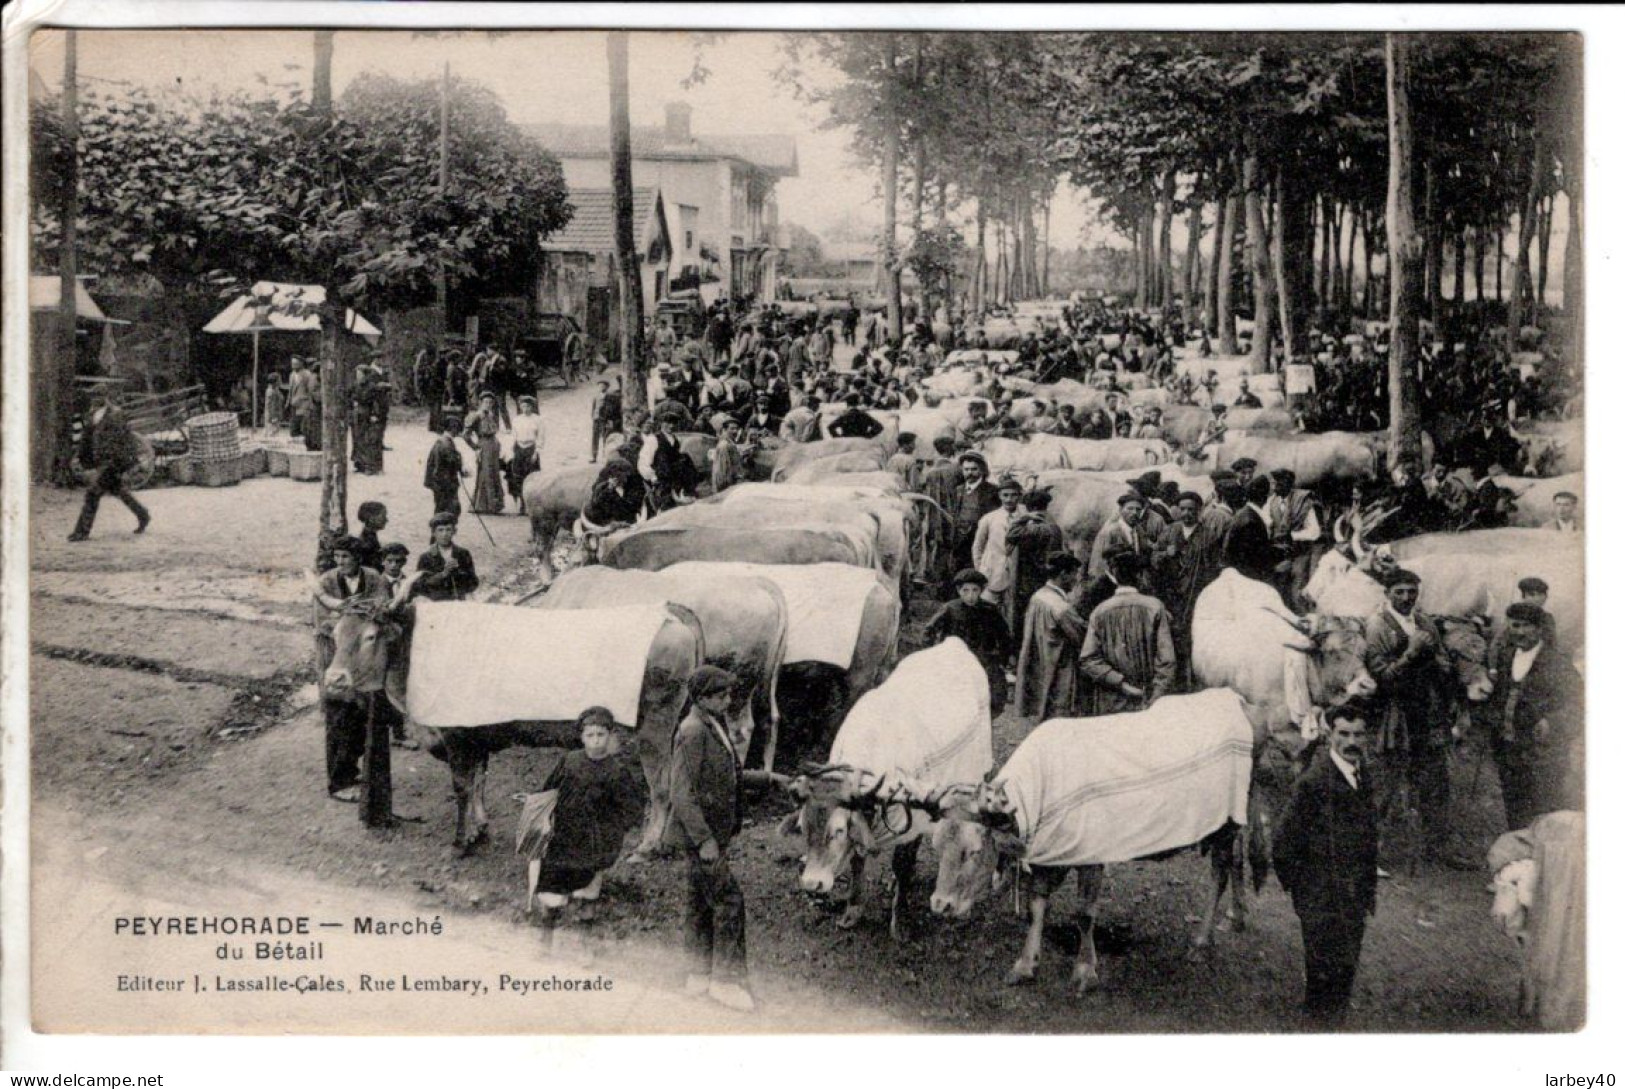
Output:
[{"xmin": 665, "ymin": 102, "xmax": 693, "ymax": 144}]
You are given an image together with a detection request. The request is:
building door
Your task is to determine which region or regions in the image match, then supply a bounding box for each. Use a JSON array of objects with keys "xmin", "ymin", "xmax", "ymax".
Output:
[{"xmin": 586, "ymin": 286, "xmax": 613, "ymax": 356}]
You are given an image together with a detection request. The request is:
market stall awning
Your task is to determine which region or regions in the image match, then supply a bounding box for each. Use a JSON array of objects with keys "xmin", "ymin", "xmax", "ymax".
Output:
[
  {"xmin": 29, "ymin": 276, "xmax": 126, "ymax": 324},
  {"xmin": 202, "ymin": 282, "xmax": 382, "ymax": 338}
]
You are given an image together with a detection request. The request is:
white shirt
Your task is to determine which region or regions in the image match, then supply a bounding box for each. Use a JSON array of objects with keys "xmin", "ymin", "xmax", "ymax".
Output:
[
  {"xmin": 972, "ymin": 507, "xmax": 1015, "ymax": 593},
  {"xmin": 1549, "ymin": 518, "xmax": 1579, "ymax": 535},
  {"xmin": 1511, "ymin": 642, "xmax": 1543, "ymax": 683},
  {"xmin": 1385, "ymin": 605, "xmax": 1417, "ymax": 641},
  {"xmin": 1329, "ymin": 747, "xmax": 1361, "ymax": 792},
  {"xmin": 511, "ymin": 412, "xmax": 544, "ymax": 451}
]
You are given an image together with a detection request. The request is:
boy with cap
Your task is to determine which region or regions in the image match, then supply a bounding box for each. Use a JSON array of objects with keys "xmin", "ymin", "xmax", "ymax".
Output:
[
  {"xmin": 665, "ymin": 666, "xmax": 757, "ymax": 1012},
  {"xmin": 414, "ymin": 513, "xmax": 479, "ymax": 601},
  {"xmin": 924, "ymin": 569, "xmax": 1014, "ymax": 716}
]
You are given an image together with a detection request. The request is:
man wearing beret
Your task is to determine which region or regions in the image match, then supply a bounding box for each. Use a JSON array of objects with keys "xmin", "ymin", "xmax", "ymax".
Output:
[
  {"xmin": 951, "ymin": 452, "xmax": 1001, "ymax": 588},
  {"xmin": 1089, "ymin": 490, "xmax": 1153, "ymax": 577},
  {"xmin": 1363, "ymin": 567, "xmax": 1460, "ymax": 866},
  {"xmin": 925, "ymin": 569, "xmax": 1014, "ymax": 716},
  {"xmin": 665, "ymin": 666, "xmax": 758, "ymax": 1013},
  {"xmin": 312, "ymin": 535, "xmax": 388, "ymax": 801},
  {"xmin": 1487, "ymin": 602, "xmax": 1582, "ymax": 831},
  {"xmin": 413, "ymin": 513, "xmax": 478, "ymax": 602}
]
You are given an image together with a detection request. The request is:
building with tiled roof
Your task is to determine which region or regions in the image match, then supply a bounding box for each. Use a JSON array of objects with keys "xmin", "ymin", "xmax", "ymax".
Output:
[
  {"xmin": 526, "ymin": 103, "xmax": 797, "ymax": 305},
  {"xmin": 536, "ymin": 188, "xmax": 671, "ymax": 350}
]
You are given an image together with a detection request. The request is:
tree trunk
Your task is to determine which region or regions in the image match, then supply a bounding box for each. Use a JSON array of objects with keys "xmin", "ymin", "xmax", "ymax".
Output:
[
  {"xmin": 1243, "ymin": 143, "xmax": 1276, "ymax": 371},
  {"xmin": 1462, "ymin": 224, "xmax": 1475, "ymax": 305},
  {"xmin": 1536, "ymin": 192, "xmax": 1554, "ymax": 314},
  {"xmin": 1385, "ymin": 33, "xmax": 1424, "ymax": 468},
  {"xmin": 44, "ymin": 30, "xmax": 81, "ymax": 486},
  {"xmin": 436, "ymin": 61, "xmax": 450, "ymax": 317},
  {"xmin": 1217, "ymin": 187, "xmax": 1240, "ymax": 353},
  {"xmin": 1423, "ymin": 159, "xmax": 1441, "ymax": 326},
  {"xmin": 882, "ymin": 36, "xmax": 903, "ymax": 341},
  {"xmin": 1563, "ymin": 167, "xmax": 1583, "ymax": 372},
  {"xmin": 1508, "ymin": 135, "xmax": 1543, "ymax": 351},
  {"xmin": 1495, "ymin": 228, "xmax": 1504, "ymax": 302},
  {"xmin": 1316, "ymin": 194, "xmax": 1331, "ymax": 314},
  {"xmin": 1205, "ymin": 181, "xmax": 1227, "ymax": 336},
  {"xmin": 1136, "ymin": 201, "xmax": 1154, "ymax": 310},
  {"xmin": 608, "ymin": 32, "xmax": 647, "ymax": 414},
  {"xmin": 971, "ymin": 198, "xmax": 986, "ymax": 315},
  {"xmin": 1272, "ymin": 166, "xmax": 1313, "ymax": 362},
  {"xmin": 1185, "ymin": 192, "xmax": 1204, "ymax": 327},
  {"xmin": 1473, "ymin": 225, "xmax": 1485, "ymax": 302},
  {"xmin": 1158, "ymin": 171, "xmax": 1176, "ymax": 312},
  {"xmin": 1342, "ymin": 204, "xmax": 1357, "ymax": 315},
  {"xmin": 1362, "ymin": 213, "xmax": 1375, "ymax": 317},
  {"xmin": 313, "ymin": 29, "xmax": 350, "ymax": 558},
  {"xmin": 1042, "ymin": 193, "xmax": 1052, "ymax": 297}
]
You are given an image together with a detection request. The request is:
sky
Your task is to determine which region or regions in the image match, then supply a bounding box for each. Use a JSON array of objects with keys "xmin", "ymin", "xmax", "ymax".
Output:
[{"xmin": 28, "ymin": 28, "xmax": 1118, "ymax": 251}]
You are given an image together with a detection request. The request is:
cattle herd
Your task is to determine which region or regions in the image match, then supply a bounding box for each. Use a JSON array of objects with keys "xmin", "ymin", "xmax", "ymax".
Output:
[{"xmin": 323, "ymin": 302, "xmax": 1582, "ymax": 1006}]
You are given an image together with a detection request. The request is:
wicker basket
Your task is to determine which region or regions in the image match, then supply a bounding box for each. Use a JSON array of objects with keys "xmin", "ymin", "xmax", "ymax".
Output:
[
  {"xmin": 287, "ymin": 450, "xmax": 323, "ymax": 482},
  {"xmin": 195, "ymin": 457, "xmax": 242, "ymax": 487},
  {"xmin": 267, "ymin": 447, "xmax": 291, "ymax": 477},
  {"xmin": 185, "ymin": 412, "xmax": 242, "ymax": 463},
  {"xmin": 238, "ymin": 447, "xmax": 268, "ymax": 478},
  {"xmin": 165, "ymin": 456, "xmax": 196, "ymax": 486}
]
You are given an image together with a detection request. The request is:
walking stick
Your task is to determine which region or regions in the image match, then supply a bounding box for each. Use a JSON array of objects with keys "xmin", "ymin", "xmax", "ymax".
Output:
[{"xmin": 458, "ymin": 476, "xmax": 499, "ymax": 547}]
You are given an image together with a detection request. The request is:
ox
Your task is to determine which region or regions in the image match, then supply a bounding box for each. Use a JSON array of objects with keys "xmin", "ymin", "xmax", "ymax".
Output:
[
  {"xmin": 782, "ymin": 449, "xmax": 892, "ymax": 483},
  {"xmin": 777, "ymin": 639, "xmax": 993, "ymax": 938},
  {"xmin": 663, "ymin": 561, "xmax": 900, "ymax": 763},
  {"xmin": 1161, "ymin": 406, "xmax": 1295, "ymax": 449},
  {"xmin": 923, "ymin": 689, "xmax": 1266, "ymax": 993},
  {"xmin": 1490, "ymin": 473, "xmax": 1582, "ymax": 528},
  {"xmin": 323, "ymin": 600, "xmax": 702, "ymax": 857},
  {"xmin": 980, "ymin": 434, "xmax": 1171, "ymax": 473},
  {"xmin": 616, "ymin": 499, "xmax": 892, "ymax": 584},
  {"xmin": 541, "ymin": 567, "xmax": 789, "ymax": 770},
  {"xmin": 1178, "ymin": 432, "xmax": 1376, "ymax": 486},
  {"xmin": 602, "ymin": 523, "xmax": 872, "ymax": 574},
  {"xmin": 767, "ymin": 439, "xmax": 888, "ymax": 483}
]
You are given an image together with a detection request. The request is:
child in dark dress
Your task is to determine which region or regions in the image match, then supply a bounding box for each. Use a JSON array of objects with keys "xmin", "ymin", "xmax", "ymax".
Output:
[{"xmin": 531, "ymin": 708, "xmax": 646, "ymax": 940}]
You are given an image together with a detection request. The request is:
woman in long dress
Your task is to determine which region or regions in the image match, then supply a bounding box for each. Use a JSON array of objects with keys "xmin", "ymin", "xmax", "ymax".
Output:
[{"xmin": 465, "ymin": 390, "xmax": 505, "ymax": 514}]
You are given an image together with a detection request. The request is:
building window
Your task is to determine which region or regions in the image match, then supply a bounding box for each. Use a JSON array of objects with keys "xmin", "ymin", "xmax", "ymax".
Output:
[{"xmin": 685, "ymin": 230, "xmax": 694, "ymax": 252}]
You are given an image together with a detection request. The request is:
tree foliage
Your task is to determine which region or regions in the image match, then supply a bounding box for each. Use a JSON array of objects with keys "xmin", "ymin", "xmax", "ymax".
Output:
[{"xmin": 30, "ymin": 72, "xmax": 572, "ymax": 310}]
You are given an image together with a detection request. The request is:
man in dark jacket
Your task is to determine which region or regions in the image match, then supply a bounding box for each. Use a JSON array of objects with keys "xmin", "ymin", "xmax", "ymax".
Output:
[
  {"xmin": 665, "ymin": 666, "xmax": 756, "ymax": 1012},
  {"xmin": 923, "ymin": 569, "xmax": 1014, "ymax": 716},
  {"xmin": 950, "ymin": 452, "xmax": 1001, "ymax": 586},
  {"xmin": 1221, "ymin": 476, "xmax": 1286, "ymax": 585},
  {"xmin": 1487, "ymin": 602, "xmax": 1582, "ymax": 831},
  {"xmin": 1274, "ymin": 703, "xmax": 1381, "ymax": 1026},
  {"xmin": 423, "ymin": 417, "xmax": 465, "ymax": 517},
  {"xmin": 70, "ymin": 393, "xmax": 150, "ymax": 541},
  {"xmin": 825, "ymin": 396, "xmax": 884, "ymax": 440}
]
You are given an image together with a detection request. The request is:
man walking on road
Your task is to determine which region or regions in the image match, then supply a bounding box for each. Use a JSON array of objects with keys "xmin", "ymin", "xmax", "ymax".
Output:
[{"xmin": 69, "ymin": 391, "xmax": 150, "ymax": 542}]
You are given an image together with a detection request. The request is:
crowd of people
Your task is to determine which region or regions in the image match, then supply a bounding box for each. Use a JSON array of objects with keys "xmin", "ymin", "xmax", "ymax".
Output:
[{"xmin": 277, "ymin": 286, "xmax": 1585, "ymax": 1025}]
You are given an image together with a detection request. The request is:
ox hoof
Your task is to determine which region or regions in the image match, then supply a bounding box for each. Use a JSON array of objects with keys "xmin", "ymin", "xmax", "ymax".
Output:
[
  {"xmin": 836, "ymin": 906, "xmax": 862, "ymax": 930},
  {"xmin": 1004, "ymin": 965, "xmax": 1036, "ymax": 987},
  {"xmin": 623, "ymin": 851, "xmax": 652, "ymax": 867},
  {"xmin": 1186, "ymin": 941, "xmax": 1217, "ymax": 965},
  {"xmin": 1221, "ymin": 910, "xmax": 1247, "ymax": 934},
  {"xmin": 1071, "ymin": 966, "xmax": 1100, "ymax": 996}
]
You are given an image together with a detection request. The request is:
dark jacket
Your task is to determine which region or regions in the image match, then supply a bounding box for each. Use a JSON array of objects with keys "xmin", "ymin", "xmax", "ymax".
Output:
[
  {"xmin": 1221, "ymin": 505, "xmax": 1283, "ymax": 584},
  {"xmin": 1487, "ymin": 641, "xmax": 1581, "ymax": 746},
  {"xmin": 79, "ymin": 406, "xmax": 141, "ymax": 473},
  {"xmin": 1364, "ymin": 608, "xmax": 1454, "ymax": 751},
  {"xmin": 826, "ymin": 407, "xmax": 883, "ymax": 439},
  {"xmin": 664, "ymin": 707, "xmax": 742, "ymax": 851},
  {"xmin": 953, "ymin": 480, "xmax": 1002, "ymax": 540},
  {"xmin": 1273, "ymin": 749, "xmax": 1379, "ymax": 916},
  {"xmin": 540, "ymin": 750, "xmax": 646, "ymax": 872},
  {"xmin": 423, "ymin": 435, "xmax": 463, "ymax": 491},
  {"xmin": 414, "ymin": 544, "xmax": 478, "ymax": 601}
]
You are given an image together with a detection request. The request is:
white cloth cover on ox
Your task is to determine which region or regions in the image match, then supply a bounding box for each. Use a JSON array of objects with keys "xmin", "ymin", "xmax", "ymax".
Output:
[
  {"xmin": 663, "ymin": 561, "xmax": 895, "ymax": 670},
  {"xmin": 998, "ymin": 688, "xmax": 1254, "ymax": 868},
  {"xmin": 829, "ymin": 638, "xmax": 994, "ymax": 790},
  {"xmin": 407, "ymin": 602, "xmax": 673, "ymax": 728}
]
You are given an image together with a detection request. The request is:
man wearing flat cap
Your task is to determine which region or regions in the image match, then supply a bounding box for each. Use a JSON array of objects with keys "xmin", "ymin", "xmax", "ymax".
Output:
[
  {"xmin": 1362, "ymin": 567, "xmax": 1460, "ymax": 866},
  {"xmin": 1089, "ymin": 489, "xmax": 1153, "ymax": 577},
  {"xmin": 1487, "ymin": 602, "xmax": 1581, "ymax": 831},
  {"xmin": 951, "ymin": 452, "xmax": 1001, "ymax": 587},
  {"xmin": 1230, "ymin": 457, "xmax": 1258, "ymax": 489},
  {"xmin": 312, "ymin": 535, "xmax": 387, "ymax": 801},
  {"xmin": 665, "ymin": 665, "xmax": 757, "ymax": 1012},
  {"xmin": 925, "ymin": 569, "xmax": 1014, "ymax": 716},
  {"xmin": 413, "ymin": 513, "xmax": 478, "ymax": 602},
  {"xmin": 1015, "ymin": 552, "xmax": 1088, "ymax": 720},
  {"xmin": 1269, "ymin": 467, "xmax": 1323, "ymax": 611}
]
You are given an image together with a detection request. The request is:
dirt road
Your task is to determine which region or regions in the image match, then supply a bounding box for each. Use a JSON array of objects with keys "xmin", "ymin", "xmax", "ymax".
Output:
[{"xmin": 26, "ymin": 366, "xmax": 1530, "ymax": 1034}]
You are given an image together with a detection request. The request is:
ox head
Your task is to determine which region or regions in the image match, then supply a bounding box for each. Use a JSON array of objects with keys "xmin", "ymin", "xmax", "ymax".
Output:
[
  {"xmin": 1282, "ymin": 614, "xmax": 1379, "ymax": 706},
  {"xmin": 775, "ymin": 765, "xmax": 901, "ymax": 896},
  {"xmin": 1521, "ymin": 436, "xmax": 1568, "ymax": 478},
  {"xmin": 924, "ymin": 782, "xmax": 1023, "ymax": 919},
  {"xmin": 323, "ymin": 599, "xmax": 411, "ymax": 704},
  {"xmin": 1437, "ymin": 615, "xmax": 1495, "ymax": 703}
]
